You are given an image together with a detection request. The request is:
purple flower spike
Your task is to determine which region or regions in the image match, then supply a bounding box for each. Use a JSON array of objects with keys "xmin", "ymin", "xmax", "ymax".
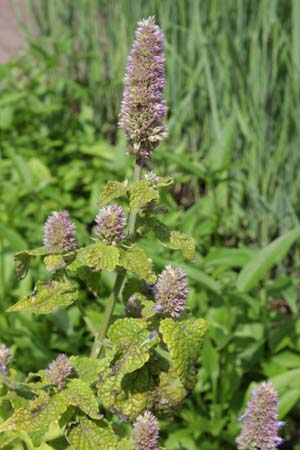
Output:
[
  {"xmin": 154, "ymin": 265, "xmax": 189, "ymax": 318},
  {"xmin": 95, "ymin": 205, "xmax": 127, "ymax": 245},
  {"xmin": 45, "ymin": 354, "xmax": 73, "ymax": 389},
  {"xmin": 119, "ymin": 16, "xmax": 167, "ymax": 158},
  {"xmin": 0, "ymin": 344, "xmax": 13, "ymax": 374},
  {"xmin": 236, "ymin": 381, "xmax": 284, "ymax": 450},
  {"xmin": 132, "ymin": 411, "xmax": 159, "ymax": 450},
  {"xmin": 43, "ymin": 211, "xmax": 76, "ymax": 254}
]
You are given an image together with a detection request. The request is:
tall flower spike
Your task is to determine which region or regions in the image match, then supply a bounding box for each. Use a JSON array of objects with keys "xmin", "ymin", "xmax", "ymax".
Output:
[
  {"xmin": 236, "ymin": 381, "xmax": 284, "ymax": 450},
  {"xmin": 154, "ymin": 265, "xmax": 189, "ymax": 318},
  {"xmin": 45, "ymin": 354, "xmax": 73, "ymax": 389},
  {"xmin": 95, "ymin": 204, "xmax": 127, "ymax": 245},
  {"xmin": 132, "ymin": 411, "xmax": 159, "ymax": 450},
  {"xmin": 119, "ymin": 16, "xmax": 167, "ymax": 158},
  {"xmin": 43, "ymin": 211, "xmax": 76, "ymax": 254},
  {"xmin": 0, "ymin": 344, "xmax": 13, "ymax": 374}
]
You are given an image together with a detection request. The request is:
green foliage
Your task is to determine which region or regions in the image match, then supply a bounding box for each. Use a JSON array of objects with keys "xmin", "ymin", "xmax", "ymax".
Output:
[
  {"xmin": 6, "ymin": 280, "xmax": 77, "ymax": 314},
  {"xmin": 1, "ymin": 1, "xmax": 300, "ymax": 448},
  {"xmin": 66, "ymin": 416, "xmax": 117, "ymax": 450}
]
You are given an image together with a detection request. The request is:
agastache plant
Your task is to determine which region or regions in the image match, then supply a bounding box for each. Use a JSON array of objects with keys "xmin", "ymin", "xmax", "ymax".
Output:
[{"xmin": 0, "ymin": 15, "xmax": 281, "ymax": 450}]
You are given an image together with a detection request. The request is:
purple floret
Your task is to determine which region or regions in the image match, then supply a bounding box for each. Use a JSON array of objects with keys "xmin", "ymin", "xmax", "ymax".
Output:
[
  {"xmin": 119, "ymin": 16, "xmax": 167, "ymax": 158},
  {"xmin": 236, "ymin": 381, "xmax": 284, "ymax": 450},
  {"xmin": 132, "ymin": 410, "xmax": 159, "ymax": 450},
  {"xmin": 43, "ymin": 211, "xmax": 76, "ymax": 254},
  {"xmin": 154, "ymin": 265, "xmax": 189, "ymax": 318}
]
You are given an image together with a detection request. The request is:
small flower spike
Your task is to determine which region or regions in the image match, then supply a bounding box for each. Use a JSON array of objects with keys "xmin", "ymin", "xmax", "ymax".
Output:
[
  {"xmin": 95, "ymin": 204, "xmax": 127, "ymax": 245},
  {"xmin": 236, "ymin": 381, "xmax": 284, "ymax": 450},
  {"xmin": 132, "ymin": 411, "xmax": 159, "ymax": 450},
  {"xmin": 154, "ymin": 265, "xmax": 189, "ymax": 318},
  {"xmin": 0, "ymin": 344, "xmax": 13, "ymax": 374},
  {"xmin": 43, "ymin": 211, "xmax": 76, "ymax": 254},
  {"xmin": 45, "ymin": 354, "xmax": 73, "ymax": 389},
  {"xmin": 119, "ymin": 16, "xmax": 167, "ymax": 158}
]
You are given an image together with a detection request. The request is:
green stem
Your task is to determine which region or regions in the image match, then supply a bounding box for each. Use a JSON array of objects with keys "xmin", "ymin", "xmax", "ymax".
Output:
[
  {"xmin": 128, "ymin": 159, "xmax": 144, "ymax": 240},
  {"xmin": 90, "ymin": 269, "xmax": 126, "ymax": 358},
  {"xmin": 90, "ymin": 158, "xmax": 144, "ymax": 358},
  {"xmin": 75, "ymin": 299, "xmax": 97, "ymax": 337}
]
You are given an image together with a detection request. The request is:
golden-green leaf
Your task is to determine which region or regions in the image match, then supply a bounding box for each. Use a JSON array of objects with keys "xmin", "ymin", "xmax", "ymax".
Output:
[
  {"xmin": 0, "ymin": 392, "xmax": 67, "ymax": 432},
  {"xmin": 119, "ymin": 247, "xmax": 156, "ymax": 283},
  {"xmin": 130, "ymin": 180, "xmax": 159, "ymax": 213},
  {"xmin": 72, "ymin": 243, "xmax": 119, "ymax": 272},
  {"xmin": 99, "ymin": 180, "xmax": 128, "ymax": 205},
  {"xmin": 67, "ymin": 416, "xmax": 117, "ymax": 450},
  {"xmin": 15, "ymin": 247, "xmax": 47, "ymax": 280},
  {"xmin": 70, "ymin": 356, "xmax": 105, "ymax": 385},
  {"xmin": 160, "ymin": 230, "xmax": 195, "ymax": 260},
  {"xmin": 160, "ymin": 318, "xmax": 207, "ymax": 387},
  {"xmin": 6, "ymin": 280, "xmax": 77, "ymax": 314},
  {"xmin": 61, "ymin": 379, "xmax": 101, "ymax": 419}
]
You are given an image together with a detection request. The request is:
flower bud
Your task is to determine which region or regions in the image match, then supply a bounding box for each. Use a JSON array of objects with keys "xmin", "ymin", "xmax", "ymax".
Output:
[
  {"xmin": 95, "ymin": 205, "xmax": 127, "ymax": 245},
  {"xmin": 43, "ymin": 211, "xmax": 76, "ymax": 254},
  {"xmin": 119, "ymin": 16, "xmax": 167, "ymax": 158},
  {"xmin": 236, "ymin": 381, "xmax": 284, "ymax": 449},
  {"xmin": 45, "ymin": 354, "xmax": 73, "ymax": 389},
  {"xmin": 154, "ymin": 265, "xmax": 189, "ymax": 318},
  {"xmin": 132, "ymin": 411, "xmax": 159, "ymax": 450},
  {"xmin": 0, "ymin": 344, "xmax": 13, "ymax": 374}
]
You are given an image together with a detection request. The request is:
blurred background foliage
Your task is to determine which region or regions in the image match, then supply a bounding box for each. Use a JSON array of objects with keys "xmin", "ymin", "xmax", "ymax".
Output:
[{"xmin": 1, "ymin": 0, "xmax": 300, "ymax": 448}]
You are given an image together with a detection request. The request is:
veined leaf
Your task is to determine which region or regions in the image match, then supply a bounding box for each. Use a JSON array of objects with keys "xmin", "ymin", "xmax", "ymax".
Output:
[
  {"xmin": 119, "ymin": 247, "xmax": 156, "ymax": 283},
  {"xmin": 70, "ymin": 356, "xmax": 105, "ymax": 385},
  {"xmin": 160, "ymin": 318, "xmax": 207, "ymax": 387},
  {"xmin": 130, "ymin": 180, "xmax": 159, "ymax": 212},
  {"xmin": 15, "ymin": 247, "xmax": 47, "ymax": 280},
  {"xmin": 237, "ymin": 228, "xmax": 300, "ymax": 292},
  {"xmin": 98, "ymin": 180, "xmax": 128, "ymax": 205},
  {"xmin": 0, "ymin": 392, "xmax": 67, "ymax": 432},
  {"xmin": 44, "ymin": 252, "xmax": 76, "ymax": 273},
  {"xmin": 108, "ymin": 318, "xmax": 159, "ymax": 374},
  {"xmin": 61, "ymin": 379, "xmax": 101, "ymax": 419},
  {"xmin": 67, "ymin": 416, "xmax": 117, "ymax": 450},
  {"xmin": 71, "ymin": 243, "xmax": 119, "ymax": 272},
  {"xmin": 6, "ymin": 280, "xmax": 77, "ymax": 314},
  {"xmin": 159, "ymin": 230, "xmax": 195, "ymax": 260},
  {"xmin": 154, "ymin": 368, "xmax": 188, "ymax": 418}
]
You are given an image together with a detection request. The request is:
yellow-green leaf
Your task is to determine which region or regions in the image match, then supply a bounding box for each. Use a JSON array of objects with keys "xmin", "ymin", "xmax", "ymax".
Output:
[
  {"xmin": 160, "ymin": 318, "xmax": 207, "ymax": 387},
  {"xmin": 130, "ymin": 180, "xmax": 159, "ymax": 213},
  {"xmin": 0, "ymin": 392, "xmax": 67, "ymax": 432},
  {"xmin": 6, "ymin": 280, "xmax": 77, "ymax": 314},
  {"xmin": 160, "ymin": 230, "xmax": 195, "ymax": 260},
  {"xmin": 15, "ymin": 247, "xmax": 47, "ymax": 280},
  {"xmin": 61, "ymin": 379, "xmax": 101, "ymax": 419},
  {"xmin": 70, "ymin": 356, "xmax": 105, "ymax": 385},
  {"xmin": 67, "ymin": 416, "xmax": 117, "ymax": 450},
  {"xmin": 73, "ymin": 243, "xmax": 119, "ymax": 272},
  {"xmin": 99, "ymin": 180, "xmax": 128, "ymax": 205},
  {"xmin": 119, "ymin": 247, "xmax": 156, "ymax": 283},
  {"xmin": 44, "ymin": 252, "xmax": 76, "ymax": 273},
  {"xmin": 108, "ymin": 318, "xmax": 159, "ymax": 374}
]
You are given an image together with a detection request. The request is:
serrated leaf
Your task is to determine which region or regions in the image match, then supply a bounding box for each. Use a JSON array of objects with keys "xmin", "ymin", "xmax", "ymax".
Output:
[
  {"xmin": 98, "ymin": 365, "xmax": 155, "ymax": 421},
  {"xmin": 99, "ymin": 180, "xmax": 128, "ymax": 205},
  {"xmin": 44, "ymin": 253, "xmax": 76, "ymax": 273},
  {"xmin": 15, "ymin": 247, "xmax": 47, "ymax": 279},
  {"xmin": 70, "ymin": 356, "xmax": 105, "ymax": 385},
  {"xmin": 117, "ymin": 437, "xmax": 133, "ymax": 450},
  {"xmin": 0, "ymin": 392, "xmax": 67, "ymax": 432},
  {"xmin": 130, "ymin": 180, "xmax": 159, "ymax": 213},
  {"xmin": 108, "ymin": 318, "xmax": 159, "ymax": 374},
  {"xmin": 154, "ymin": 368, "xmax": 188, "ymax": 418},
  {"xmin": 0, "ymin": 431, "xmax": 19, "ymax": 449},
  {"xmin": 6, "ymin": 280, "xmax": 77, "ymax": 314},
  {"xmin": 160, "ymin": 318, "xmax": 207, "ymax": 387},
  {"xmin": 61, "ymin": 379, "xmax": 101, "ymax": 419},
  {"xmin": 119, "ymin": 247, "xmax": 156, "ymax": 283},
  {"xmin": 72, "ymin": 243, "xmax": 119, "ymax": 272},
  {"xmin": 160, "ymin": 230, "xmax": 195, "ymax": 260},
  {"xmin": 67, "ymin": 416, "xmax": 117, "ymax": 450}
]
